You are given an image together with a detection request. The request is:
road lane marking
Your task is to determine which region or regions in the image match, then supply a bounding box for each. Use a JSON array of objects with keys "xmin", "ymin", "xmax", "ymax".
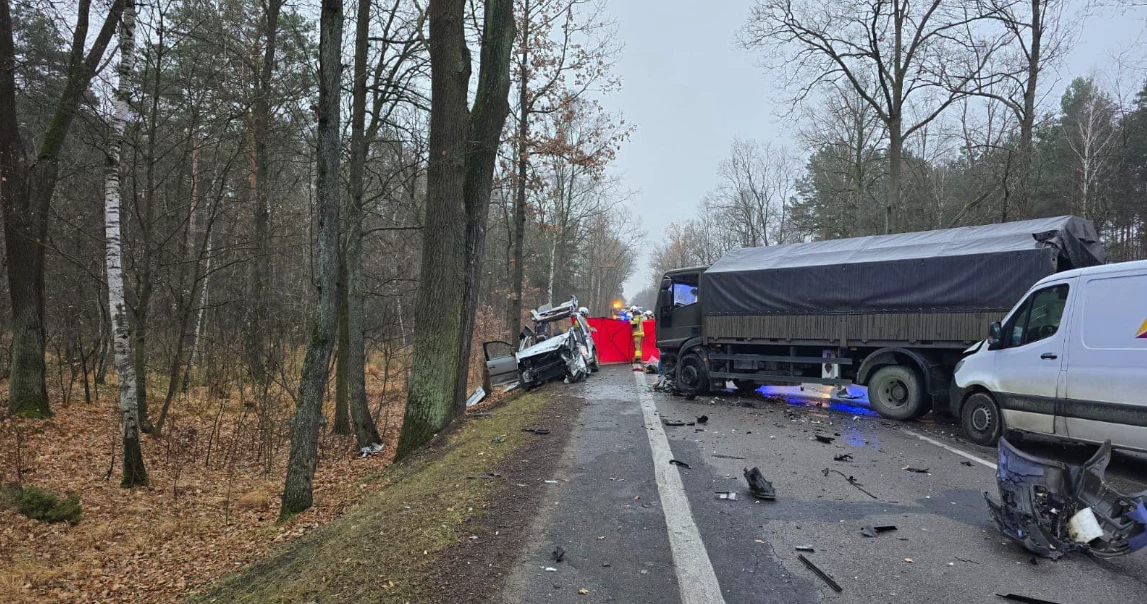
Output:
[
  {"xmin": 634, "ymin": 372, "xmax": 726, "ymax": 604},
  {"xmin": 900, "ymin": 428, "xmax": 997, "ymax": 470}
]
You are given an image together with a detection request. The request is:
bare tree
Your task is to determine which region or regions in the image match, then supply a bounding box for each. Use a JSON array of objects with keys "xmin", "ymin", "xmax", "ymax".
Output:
[
  {"xmin": 705, "ymin": 139, "xmax": 798, "ymax": 247},
  {"xmin": 104, "ymin": 0, "xmax": 148, "ymax": 487},
  {"xmin": 743, "ymin": 0, "xmax": 1009, "ymax": 233},
  {"xmin": 397, "ymin": 0, "xmax": 515, "ymax": 457},
  {"xmin": 0, "ymin": 0, "xmax": 126, "ymax": 418},
  {"xmin": 280, "ymin": 0, "xmax": 344, "ymax": 520}
]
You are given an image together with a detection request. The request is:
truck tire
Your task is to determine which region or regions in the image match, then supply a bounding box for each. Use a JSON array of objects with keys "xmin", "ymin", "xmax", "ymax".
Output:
[
  {"xmin": 676, "ymin": 353, "xmax": 709, "ymax": 397},
  {"xmin": 960, "ymin": 392, "xmax": 1002, "ymax": 446},
  {"xmin": 867, "ymin": 365, "xmax": 925, "ymax": 420}
]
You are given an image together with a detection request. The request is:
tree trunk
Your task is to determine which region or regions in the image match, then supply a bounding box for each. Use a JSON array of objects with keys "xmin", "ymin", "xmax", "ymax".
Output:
[
  {"xmin": 247, "ymin": 0, "xmax": 283, "ymax": 386},
  {"xmin": 397, "ymin": 0, "xmax": 515, "ymax": 457},
  {"xmin": 343, "ymin": 0, "xmax": 381, "ymax": 449},
  {"xmin": 506, "ymin": 0, "xmax": 530, "ymax": 341},
  {"xmin": 1, "ymin": 0, "xmax": 125, "ymax": 418},
  {"xmin": 280, "ymin": 0, "xmax": 343, "ymax": 520},
  {"xmin": 1014, "ymin": 0, "xmax": 1042, "ymax": 220},
  {"xmin": 886, "ymin": 119, "xmax": 902, "ymax": 235},
  {"xmin": 333, "ymin": 285, "xmax": 352, "ymax": 435},
  {"xmin": 105, "ymin": 2, "xmax": 147, "ymax": 488}
]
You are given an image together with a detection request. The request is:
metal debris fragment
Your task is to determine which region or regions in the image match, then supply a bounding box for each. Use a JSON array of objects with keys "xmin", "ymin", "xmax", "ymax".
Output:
[
  {"xmin": 833, "ymin": 453, "xmax": 853, "ymax": 462},
  {"xmin": 902, "ymin": 466, "xmax": 930, "ymax": 473},
  {"xmin": 743, "ymin": 467, "xmax": 776, "ymax": 500},
  {"xmin": 798, "ymin": 554, "xmax": 842, "ymax": 592},
  {"xmin": 669, "ymin": 459, "xmax": 691, "ymax": 470},
  {"xmin": 715, "ymin": 492, "xmax": 738, "ymax": 501},
  {"xmin": 813, "ymin": 434, "xmax": 835, "ymax": 444}
]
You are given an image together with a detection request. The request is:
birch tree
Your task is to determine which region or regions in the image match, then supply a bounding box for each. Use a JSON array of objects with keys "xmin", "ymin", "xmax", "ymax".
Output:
[{"xmin": 104, "ymin": 1, "xmax": 148, "ymax": 488}]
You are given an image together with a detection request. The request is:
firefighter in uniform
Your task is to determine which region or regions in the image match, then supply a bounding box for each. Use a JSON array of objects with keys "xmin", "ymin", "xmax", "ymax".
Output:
[{"xmin": 629, "ymin": 306, "xmax": 644, "ymax": 363}]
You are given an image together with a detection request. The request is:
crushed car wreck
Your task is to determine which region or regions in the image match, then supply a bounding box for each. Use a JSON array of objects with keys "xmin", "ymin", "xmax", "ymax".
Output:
[
  {"xmin": 985, "ymin": 437, "xmax": 1147, "ymax": 559},
  {"xmin": 483, "ymin": 298, "xmax": 599, "ymax": 391}
]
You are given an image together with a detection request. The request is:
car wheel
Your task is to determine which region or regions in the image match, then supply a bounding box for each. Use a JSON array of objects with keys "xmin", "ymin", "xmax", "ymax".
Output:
[
  {"xmin": 961, "ymin": 392, "xmax": 1002, "ymax": 446},
  {"xmin": 867, "ymin": 365, "xmax": 925, "ymax": 420},
  {"xmin": 676, "ymin": 352, "xmax": 709, "ymax": 397},
  {"xmin": 589, "ymin": 353, "xmax": 600, "ymax": 373}
]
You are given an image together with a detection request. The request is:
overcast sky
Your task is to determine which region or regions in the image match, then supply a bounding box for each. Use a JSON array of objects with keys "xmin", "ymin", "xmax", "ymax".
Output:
[{"xmin": 605, "ymin": 1, "xmax": 1146, "ymax": 299}]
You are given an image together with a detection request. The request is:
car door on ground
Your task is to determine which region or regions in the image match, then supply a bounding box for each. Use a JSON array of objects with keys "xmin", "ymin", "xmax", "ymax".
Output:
[
  {"xmin": 1062, "ymin": 269, "xmax": 1147, "ymax": 448},
  {"xmin": 994, "ymin": 281, "xmax": 1074, "ymax": 435}
]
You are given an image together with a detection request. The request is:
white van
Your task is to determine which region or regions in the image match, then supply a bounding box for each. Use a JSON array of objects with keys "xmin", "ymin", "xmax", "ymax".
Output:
[{"xmin": 952, "ymin": 259, "xmax": 1147, "ymax": 450}]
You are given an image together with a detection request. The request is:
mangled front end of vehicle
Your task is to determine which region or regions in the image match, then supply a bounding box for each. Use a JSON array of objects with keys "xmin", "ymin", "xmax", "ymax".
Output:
[
  {"xmin": 516, "ymin": 333, "xmax": 587, "ymax": 390},
  {"xmin": 986, "ymin": 437, "xmax": 1147, "ymax": 559}
]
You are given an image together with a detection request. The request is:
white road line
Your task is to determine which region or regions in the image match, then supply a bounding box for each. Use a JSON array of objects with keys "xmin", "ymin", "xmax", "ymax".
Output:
[
  {"xmin": 900, "ymin": 427, "xmax": 998, "ymax": 470},
  {"xmin": 634, "ymin": 372, "xmax": 726, "ymax": 604}
]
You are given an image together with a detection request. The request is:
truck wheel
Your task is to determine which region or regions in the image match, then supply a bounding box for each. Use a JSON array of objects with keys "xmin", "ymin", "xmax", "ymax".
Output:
[
  {"xmin": 867, "ymin": 365, "xmax": 925, "ymax": 420},
  {"xmin": 676, "ymin": 353, "xmax": 709, "ymax": 397},
  {"xmin": 960, "ymin": 392, "xmax": 1002, "ymax": 446}
]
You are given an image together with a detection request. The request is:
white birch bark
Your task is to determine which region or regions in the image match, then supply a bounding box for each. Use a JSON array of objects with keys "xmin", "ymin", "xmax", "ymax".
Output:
[{"xmin": 104, "ymin": 2, "xmax": 146, "ymax": 485}]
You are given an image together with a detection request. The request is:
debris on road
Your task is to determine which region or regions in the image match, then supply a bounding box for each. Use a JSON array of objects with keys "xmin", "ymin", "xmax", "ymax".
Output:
[
  {"xmin": 743, "ymin": 467, "xmax": 776, "ymax": 500},
  {"xmin": 669, "ymin": 459, "xmax": 691, "ymax": 469},
  {"xmin": 902, "ymin": 466, "xmax": 930, "ymax": 473},
  {"xmin": 822, "ymin": 468, "xmax": 879, "ymax": 500},
  {"xmin": 861, "ymin": 525, "xmax": 897, "ymax": 537},
  {"xmin": 465, "ymin": 386, "xmax": 487, "ymax": 408},
  {"xmin": 551, "ymin": 545, "xmax": 566, "ymax": 562},
  {"xmin": 661, "ymin": 418, "xmax": 695, "ymax": 427},
  {"xmin": 985, "ymin": 437, "xmax": 1147, "ymax": 559},
  {"xmin": 833, "ymin": 453, "xmax": 853, "ymax": 462},
  {"xmin": 696, "ymin": 415, "xmax": 709, "ymax": 424},
  {"xmin": 544, "ymin": 567, "xmax": 558, "ymax": 572},
  {"xmin": 522, "ymin": 427, "xmax": 551, "ymax": 435},
  {"xmin": 578, "ymin": 588, "xmax": 589, "ymax": 595},
  {"xmin": 715, "ymin": 491, "xmax": 738, "ymax": 501},
  {"xmin": 813, "ymin": 434, "xmax": 835, "ymax": 444},
  {"xmin": 798, "ymin": 554, "xmax": 842, "ymax": 593},
  {"xmin": 795, "ymin": 545, "xmax": 815, "ymax": 552},
  {"xmin": 712, "ymin": 454, "xmax": 745, "ymax": 460},
  {"xmin": 961, "ymin": 461, "xmax": 974, "ymax": 467},
  {"xmin": 904, "ymin": 558, "xmax": 914, "ymax": 563},
  {"xmin": 995, "ymin": 594, "xmax": 1063, "ymax": 604}
]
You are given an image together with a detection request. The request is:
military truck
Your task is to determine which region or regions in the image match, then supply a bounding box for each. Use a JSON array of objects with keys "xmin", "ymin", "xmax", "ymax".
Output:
[{"xmin": 654, "ymin": 216, "xmax": 1105, "ymax": 420}]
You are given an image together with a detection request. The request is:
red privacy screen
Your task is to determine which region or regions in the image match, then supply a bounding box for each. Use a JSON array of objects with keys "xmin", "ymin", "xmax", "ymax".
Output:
[{"xmin": 586, "ymin": 318, "xmax": 658, "ymax": 364}]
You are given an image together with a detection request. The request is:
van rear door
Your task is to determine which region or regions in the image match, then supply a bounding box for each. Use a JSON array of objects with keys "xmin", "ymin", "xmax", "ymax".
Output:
[{"xmin": 1061, "ymin": 268, "xmax": 1147, "ymax": 450}]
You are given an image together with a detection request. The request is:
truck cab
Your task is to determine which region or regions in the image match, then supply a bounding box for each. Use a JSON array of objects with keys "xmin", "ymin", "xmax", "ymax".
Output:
[{"xmin": 654, "ymin": 266, "xmax": 706, "ymax": 361}]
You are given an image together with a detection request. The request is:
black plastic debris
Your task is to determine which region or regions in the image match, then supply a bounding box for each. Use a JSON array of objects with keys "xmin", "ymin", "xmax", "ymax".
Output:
[
  {"xmin": 662, "ymin": 418, "xmax": 695, "ymax": 427},
  {"xmin": 794, "ymin": 545, "xmax": 815, "ymax": 552},
  {"xmin": 743, "ymin": 467, "xmax": 776, "ymax": 500},
  {"xmin": 814, "ymin": 434, "xmax": 835, "ymax": 444},
  {"xmin": 995, "ymin": 594, "xmax": 1062, "ymax": 604},
  {"xmin": 713, "ymin": 454, "xmax": 746, "ymax": 460},
  {"xmin": 986, "ymin": 437, "xmax": 1147, "ymax": 559},
  {"xmin": 669, "ymin": 459, "xmax": 691, "ymax": 470},
  {"xmin": 861, "ymin": 525, "xmax": 897, "ymax": 537},
  {"xmin": 523, "ymin": 427, "xmax": 551, "ymax": 435},
  {"xmin": 798, "ymin": 554, "xmax": 842, "ymax": 593},
  {"xmin": 823, "ymin": 468, "xmax": 879, "ymax": 500},
  {"xmin": 902, "ymin": 466, "xmax": 930, "ymax": 473},
  {"xmin": 697, "ymin": 415, "xmax": 709, "ymax": 424},
  {"xmin": 961, "ymin": 461, "xmax": 974, "ymax": 467},
  {"xmin": 833, "ymin": 453, "xmax": 853, "ymax": 462},
  {"xmin": 552, "ymin": 545, "xmax": 566, "ymax": 563}
]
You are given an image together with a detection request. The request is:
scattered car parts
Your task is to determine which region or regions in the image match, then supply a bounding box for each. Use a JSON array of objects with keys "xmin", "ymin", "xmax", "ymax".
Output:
[
  {"xmin": 743, "ymin": 467, "xmax": 776, "ymax": 500},
  {"xmin": 985, "ymin": 437, "xmax": 1147, "ymax": 559},
  {"xmin": 798, "ymin": 554, "xmax": 842, "ymax": 593}
]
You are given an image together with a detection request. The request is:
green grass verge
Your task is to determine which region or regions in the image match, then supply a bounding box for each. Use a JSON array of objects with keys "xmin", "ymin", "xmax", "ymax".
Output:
[{"xmin": 191, "ymin": 392, "xmax": 548, "ymax": 603}]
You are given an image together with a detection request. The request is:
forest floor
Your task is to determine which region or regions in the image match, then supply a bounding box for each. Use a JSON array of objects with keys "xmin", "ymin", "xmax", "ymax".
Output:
[
  {"xmin": 0, "ymin": 360, "xmax": 510, "ymax": 604},
  {"xmin": 192, "ymin": 389, "xmax": 578, "ymax": 603}
]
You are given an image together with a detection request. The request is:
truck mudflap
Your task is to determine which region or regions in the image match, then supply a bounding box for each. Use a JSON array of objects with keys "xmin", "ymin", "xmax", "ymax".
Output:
[{"xmin": 985, "ymin": 437, "xmax": 1147, "ymax": 559}]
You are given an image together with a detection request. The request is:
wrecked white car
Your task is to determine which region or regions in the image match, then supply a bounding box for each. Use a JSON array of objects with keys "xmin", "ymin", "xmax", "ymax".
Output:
[
  {"xmin": 986, "ymin": 437, "xmax": 1147, "ymax": 559},
  {"xmin": 483, "ymin": 299, "xmax": 598, "ymax": 391}
]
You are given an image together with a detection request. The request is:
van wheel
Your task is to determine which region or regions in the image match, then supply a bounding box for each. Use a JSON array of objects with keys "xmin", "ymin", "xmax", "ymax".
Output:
[
  {"xmin": 961, "ymin": 392, "xmax": 1002, "ymax": 446},
  {"xmin": 676, "ymin": 353, "xmax": 709, "ymax": 397},
  {"xmin": 868, "ymin": 365, "xmax": 925, "ymax": 420}
]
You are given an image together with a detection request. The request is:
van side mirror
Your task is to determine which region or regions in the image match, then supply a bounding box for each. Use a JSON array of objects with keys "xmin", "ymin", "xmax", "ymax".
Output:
[{"xmin": 987, "ymin": 322, "xmax": 1003, "ymax": 350}]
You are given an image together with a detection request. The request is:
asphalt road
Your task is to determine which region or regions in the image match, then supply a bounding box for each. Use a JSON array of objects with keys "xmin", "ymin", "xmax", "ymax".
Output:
[{"xmin": 499, "ymin": 365, "xmax": 1147, "ymax": 604}]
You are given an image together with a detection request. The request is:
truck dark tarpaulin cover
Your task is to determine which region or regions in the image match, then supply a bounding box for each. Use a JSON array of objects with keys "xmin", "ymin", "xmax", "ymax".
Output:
[{"xmin": 702, "ymin": 216, "xmax": 1106, "ymax": 317}]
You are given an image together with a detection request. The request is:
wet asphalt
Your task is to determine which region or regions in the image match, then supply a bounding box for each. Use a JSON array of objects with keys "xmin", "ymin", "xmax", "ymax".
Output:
[{"xmin": 500, "ymin": 365, "xmax": 1147, "ymax": 603}]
